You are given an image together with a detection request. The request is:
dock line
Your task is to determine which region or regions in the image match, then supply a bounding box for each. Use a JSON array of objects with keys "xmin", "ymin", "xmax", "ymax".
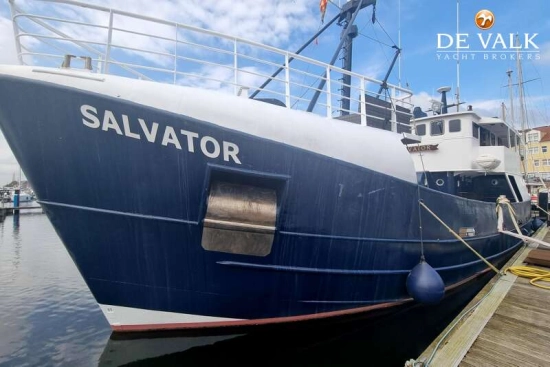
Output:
[
  {"xmin": 419, "ymin": 200, "xmax": 500, "ymax": 274},
  {"xmin": 499, "ymin": 229, "xmax": 550, "ymax": 249}
]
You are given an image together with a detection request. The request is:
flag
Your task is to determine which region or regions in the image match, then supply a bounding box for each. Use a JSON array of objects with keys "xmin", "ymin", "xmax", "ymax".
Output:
[{"xmin": 320, "ymin": 0, "xmax": 328, "ymax": 23}]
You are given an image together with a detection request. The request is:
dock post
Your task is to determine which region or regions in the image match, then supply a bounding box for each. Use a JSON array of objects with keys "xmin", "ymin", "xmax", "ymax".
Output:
[
  {"xmin": 13, "ymin": 189, "xmax": 20, "ymax": 226},
  {"xmin": 13, "ymin": 189, "xmax": 20, "ymax": 213}
]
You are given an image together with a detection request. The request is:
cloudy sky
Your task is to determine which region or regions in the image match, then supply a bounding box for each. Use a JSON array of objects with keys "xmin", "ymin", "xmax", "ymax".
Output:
[{"xmin": 0, "ymin": 0, "xmax": 549, "ymax": 185}]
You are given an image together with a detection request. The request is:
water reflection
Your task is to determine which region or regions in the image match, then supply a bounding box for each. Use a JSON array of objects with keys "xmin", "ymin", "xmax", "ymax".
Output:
[
  {"xmin": 12, "ymin": 213, "xmax": 20, "ymax": 271},
  {"xmin": 98, "ymin": 319, "xmax": 417, "ymax": 366},
  {"xmin": 13, "ymin": 211, "xmax": 20, "ymax": 229},
  {"xmin": 99, "ymin": 332, "xmax": 243, "ymax": 366},
  {"xmin": 0, "ymin": 214, "xmax": 110, "ymax": 366}
]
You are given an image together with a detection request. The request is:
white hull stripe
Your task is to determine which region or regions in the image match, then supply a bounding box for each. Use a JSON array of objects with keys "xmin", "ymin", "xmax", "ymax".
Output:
[
  {"xmin": 99, "ymin": 304, "xmax": 242, "ymax": 327},
  {"xmin": 0, "ymin": 66, "xmax": 418, "ymax": 183},
  {"xmin": 99, "ymin": 301, "xmax": 408, "ymax": 332}
]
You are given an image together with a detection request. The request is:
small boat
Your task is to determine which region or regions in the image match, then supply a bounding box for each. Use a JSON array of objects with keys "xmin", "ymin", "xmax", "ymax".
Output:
[
  {"xmin": 0, "ymin": 0, "xmax": 535, "ymax": 333},
  {"xmin": 9, "ymin": 191, "xmax": 33, "ymax": 203}
]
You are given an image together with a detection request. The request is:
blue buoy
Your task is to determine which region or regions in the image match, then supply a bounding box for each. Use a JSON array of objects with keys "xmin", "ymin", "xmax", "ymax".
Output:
[
  {"xmin": 531, "ymin": 217, "xmax": 544, "ymax": 232},
  {"xmin": 406, "ymin": 261, "xmax": 445, "ymax": 304}
]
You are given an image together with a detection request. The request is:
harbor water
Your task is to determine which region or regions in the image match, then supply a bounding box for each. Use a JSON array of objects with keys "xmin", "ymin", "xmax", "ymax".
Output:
[
  {"xmin": 0, "ymin": 213, "xmax": 495, "ymax": 367},
  {"xmin": 0, "ymin": 211, "xmax": 109, "ymax": 366}
]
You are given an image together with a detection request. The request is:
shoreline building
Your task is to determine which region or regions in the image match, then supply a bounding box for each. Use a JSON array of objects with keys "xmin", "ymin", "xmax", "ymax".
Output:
[{"xmin": 521, "ymin": 126, "xmax": 550, "ymax": 193}]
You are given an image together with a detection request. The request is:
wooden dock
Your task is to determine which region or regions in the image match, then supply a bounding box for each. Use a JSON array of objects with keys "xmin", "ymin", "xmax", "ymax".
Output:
[{"xmin": 415, "ymin": 225, "xmax": 550, "ymax": 367}]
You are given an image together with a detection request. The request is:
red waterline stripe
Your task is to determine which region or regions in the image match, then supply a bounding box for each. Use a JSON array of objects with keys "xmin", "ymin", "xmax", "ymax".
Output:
[{"xmin": 111, "ymin": 268, "xmax": 491, "ymax": 332}]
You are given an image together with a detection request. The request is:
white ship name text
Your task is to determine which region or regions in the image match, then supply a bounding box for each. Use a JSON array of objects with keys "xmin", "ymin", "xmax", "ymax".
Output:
[{"xmin": 80, "ymin": 104, "xmax": 241, "ymax": 164}]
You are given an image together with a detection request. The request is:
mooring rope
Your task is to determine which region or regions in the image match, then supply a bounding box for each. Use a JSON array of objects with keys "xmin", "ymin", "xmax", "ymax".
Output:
[
  {"xmin": 505, "ymin": 266, "xmax": 550, "ymax": 290},
  {"xmin": 496, "ymin": 195, "xmax": 522, "ymax": 235},
  {"xmin": 418, "ymin": 201, "xmax": 500, "ymax": 274},
  {"xmin": 536, "ymin": 203, "xmax": 550, "ymax": 217},
  {"xmin": 496, "ymin": 196, "xmax": 550, "ymax": 249}
]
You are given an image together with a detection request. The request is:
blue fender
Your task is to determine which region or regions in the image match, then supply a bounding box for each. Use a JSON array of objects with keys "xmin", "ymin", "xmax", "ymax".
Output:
[
  {"xmin": 406, "ymin": 261, "xmax": 445, "ymax": 304},
  {"xmin": 531, "ymin": 217, "xmax": 544, "ymax": 232}
]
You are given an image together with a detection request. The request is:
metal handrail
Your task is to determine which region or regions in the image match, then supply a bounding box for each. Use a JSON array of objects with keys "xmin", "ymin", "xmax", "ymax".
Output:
[{"xmin": 9, "ymin": 0, "xmax": 414, "ymax": 128}]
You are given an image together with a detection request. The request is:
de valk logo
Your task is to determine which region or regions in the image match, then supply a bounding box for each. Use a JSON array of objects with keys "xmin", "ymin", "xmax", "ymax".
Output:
[
  {"xmin": 436, "ymin": 8, "xmax": 540, "ymax": 61},
  {"xmin": 475, "ymin": 9, "xmax": 495, "ymax": 30}
]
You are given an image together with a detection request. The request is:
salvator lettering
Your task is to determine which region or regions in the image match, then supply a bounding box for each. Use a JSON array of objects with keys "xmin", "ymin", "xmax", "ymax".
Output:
[{"xmin": 80, "ymin": 104, "xmax": 241, "ymax": 164}]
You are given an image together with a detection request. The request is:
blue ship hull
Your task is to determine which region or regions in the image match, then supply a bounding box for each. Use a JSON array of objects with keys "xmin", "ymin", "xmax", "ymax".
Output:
[{"xmin": 0, "ymin": 72, "xmax": 532, "ymax": 331}]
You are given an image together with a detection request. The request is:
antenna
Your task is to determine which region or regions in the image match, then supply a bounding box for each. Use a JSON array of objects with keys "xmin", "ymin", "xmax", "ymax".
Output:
[
  {"xmin": 455, "ymin": 0, "xmax": 460, "ymax": 112},
  {"xmin": 437, "ymin": 86, "xmax": 451, "ymax": 114},
  {"xmin": 398, "ymin": 0, "xmax": 401, "ymax": 89}
]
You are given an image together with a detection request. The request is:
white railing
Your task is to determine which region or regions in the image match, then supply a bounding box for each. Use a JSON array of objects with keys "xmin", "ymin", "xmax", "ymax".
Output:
[{"xmin": 9, "ymin": 0, "xmax": 413, "ymax": 131}]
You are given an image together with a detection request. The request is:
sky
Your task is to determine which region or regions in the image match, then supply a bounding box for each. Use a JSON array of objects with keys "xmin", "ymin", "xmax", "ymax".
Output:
[{"xmin": 0, "ymin": 0, "xmax": 548, "ymax": 185}]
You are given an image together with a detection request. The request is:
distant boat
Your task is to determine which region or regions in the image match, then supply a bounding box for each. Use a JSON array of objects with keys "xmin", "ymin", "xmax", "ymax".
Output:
[
  {"xmin": 0, "ymin": 0, "xmax": 535, "ymax": 333},
  {"xmin": 9, "ymin": 191, "xmax": 32, "ymax": 203}
]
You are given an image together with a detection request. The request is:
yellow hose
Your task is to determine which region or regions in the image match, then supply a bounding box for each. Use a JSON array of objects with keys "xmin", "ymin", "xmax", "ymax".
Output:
[{"xmin": 505, "ymin": 266, "xmax": 550, "ymax": 290}]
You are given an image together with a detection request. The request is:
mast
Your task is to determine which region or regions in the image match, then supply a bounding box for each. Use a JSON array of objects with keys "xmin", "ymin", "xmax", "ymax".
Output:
[
  {"xmin": 516, "ymin": 34, "xmax": 527, "ymax": 148},
  {"xmin": 249, "ymin": 13, "xmax": 340, "ymax": 99},
  {"xmin": 307, "ymin": 0, "xmax": 374, "ymax": 113},
  {"xmin": 515, "ymin": 33, "xmax": 532, "ymax": 181},
  {"xmin": 455, "ymin": 0, "xmax": 460, "ymax": 112},
  {"xmin": 506, "ymin": 70, "xmax": 515, "ymax": 128},
  {"xmin": 398, "ymin": 0, "xmax": 401, "ymax": 89},
  {"xmin": 339, "ymin": 2, "xmax": 359, "ymax": 115}
]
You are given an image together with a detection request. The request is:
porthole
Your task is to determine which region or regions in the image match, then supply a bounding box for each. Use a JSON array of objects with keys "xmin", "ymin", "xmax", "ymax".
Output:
[
  {"xmin": 491, "ymin": 179, "xmax": 499, "ymax": 186},
  {"xmin": 436, "ymin": 179, "xmax": 445, "ymax": 187}
]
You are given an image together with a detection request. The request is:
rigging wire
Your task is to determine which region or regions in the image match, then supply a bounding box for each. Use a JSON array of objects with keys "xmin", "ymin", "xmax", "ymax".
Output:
[
  {"xmin": 413, "ymin": 122, "xmax": 429, "ymax": 261},
  {"xmin": 291, "ymin": 75, "xmax": 323, "ymax": 109},
  {"xmin": 416, "ymin": 165, "xmax": 426, "ymax": 260},
  {"xmin": 368, "ymin": 21, "xmax": 391, "ymax": 64},
  {"xmin": 375, "ymin": 18, "xmax": 397, "ymax": 47},
  {"xmin": 357, "ymin": 32, "xmax": 394, "ymax": 48},
  {"xmin": 328, "ymin": 0, "xmax": 341, "ymax": 10},
  {"xmin": 289, "ymin": 19, "xmax": 326, "ymax": 110}
]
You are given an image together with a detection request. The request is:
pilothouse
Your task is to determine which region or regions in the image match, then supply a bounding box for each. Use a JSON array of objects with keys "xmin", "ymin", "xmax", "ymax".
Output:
[{"xmin": 409, "ymin": 87, "xmax": 527, "ymax": 204}]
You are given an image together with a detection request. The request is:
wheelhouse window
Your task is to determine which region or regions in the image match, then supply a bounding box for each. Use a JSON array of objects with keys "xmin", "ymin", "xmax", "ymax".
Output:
[
  {"xmin": 490, "ymin": 134, "xmax": 496, "ymax": 146},
  {"xmin": 415, "ymin": 124, "xmax": 426, "ymax": 136},
  {"xmin": 449, "ymin": 119, "xmax": 461, "ymax": 132},
  {"xmin": 509, "ymin": 131, "xmax": 516, "ymax": 147},
  {"xmin": 430, "ymin": 120, "xmax": 444, "ymax": 136},
  {"xmin": 480, "ymin": 127, "xmax": 490, "ymax": 146},
  {"xmin": 472, "ymin": 122, "xmax": 479, "ymax": 139}
]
